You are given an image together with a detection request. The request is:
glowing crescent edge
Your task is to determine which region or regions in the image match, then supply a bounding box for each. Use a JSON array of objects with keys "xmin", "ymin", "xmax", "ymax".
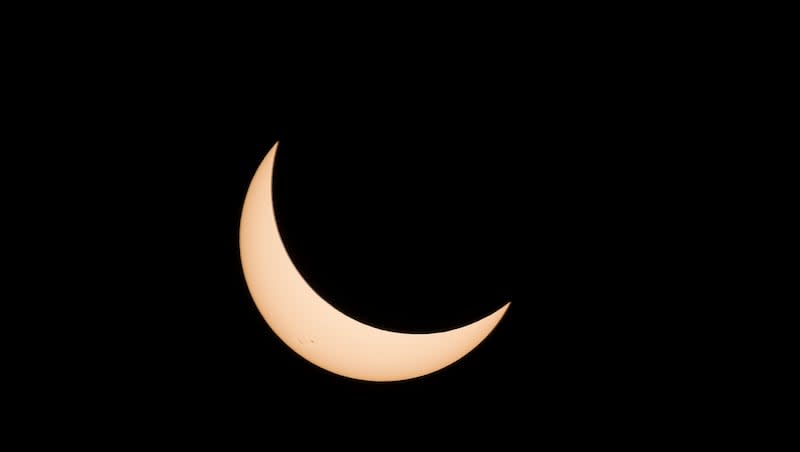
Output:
[{"xmin": 240, "ymin": 142, "xmax": 510, "ymax": 381}]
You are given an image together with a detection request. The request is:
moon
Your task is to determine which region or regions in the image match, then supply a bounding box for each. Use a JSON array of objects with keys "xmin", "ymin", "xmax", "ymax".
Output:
[{"xmin": 239, "ymin": 142, "xmax": 510, "ymax": 382}]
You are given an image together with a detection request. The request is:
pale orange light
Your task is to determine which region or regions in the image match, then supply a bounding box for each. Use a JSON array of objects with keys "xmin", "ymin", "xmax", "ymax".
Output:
[{"xmin": 239, "ymin": 142, "xmax": 510, "ymax": 382}]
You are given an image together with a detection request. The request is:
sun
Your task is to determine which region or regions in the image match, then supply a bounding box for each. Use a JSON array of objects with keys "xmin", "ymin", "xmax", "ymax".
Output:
[{"xmin": 239, "ymin": 142, "xmax": 510, "ymax": 381}]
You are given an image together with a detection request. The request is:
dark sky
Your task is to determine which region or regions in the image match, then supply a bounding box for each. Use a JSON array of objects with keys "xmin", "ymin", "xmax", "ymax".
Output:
[
  {"xmin": 93, "ymin": 86, "xmax": 664, "ymax": 427},
  {"xmin": 24, "ymin": 37, "xmax": 705, "ymax": 443}
]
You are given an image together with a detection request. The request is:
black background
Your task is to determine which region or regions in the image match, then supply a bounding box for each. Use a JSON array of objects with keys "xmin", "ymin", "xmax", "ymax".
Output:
[
  {"xmin": 97, "ymin": 80, "xmax": 669, "ymax": 432},
  {"xmin": 19, "ymin": 21, "xmax": 709, "ymax": 443}
]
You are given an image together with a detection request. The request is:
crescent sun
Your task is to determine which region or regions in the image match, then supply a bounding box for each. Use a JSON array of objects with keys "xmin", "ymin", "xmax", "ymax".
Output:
[{"xmin": 239, "ymin": 142, "xmax": 510, "ymax": 382}]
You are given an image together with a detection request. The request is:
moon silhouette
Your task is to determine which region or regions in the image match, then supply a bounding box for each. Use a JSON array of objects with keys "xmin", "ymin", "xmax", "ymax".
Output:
[{"xmin": 239, "ymin": 142, "xmax": 510, "ymax": 382}]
